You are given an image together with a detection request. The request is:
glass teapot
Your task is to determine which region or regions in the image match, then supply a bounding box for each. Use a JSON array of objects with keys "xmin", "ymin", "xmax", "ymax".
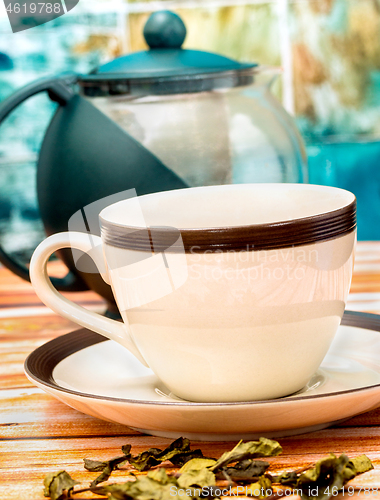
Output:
[
  {"xmin": 0, "ymin": 10, "xmax": 307, "ymax": 312},
  {"xmin": 83, "ymin": 11, "xmax": 307, "ymax": 187}
]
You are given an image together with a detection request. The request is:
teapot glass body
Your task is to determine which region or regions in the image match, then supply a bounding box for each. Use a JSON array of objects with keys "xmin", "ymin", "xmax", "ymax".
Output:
[{"xmin": 90, "ymin": 70, "xmax": 308, "ymax": 188}]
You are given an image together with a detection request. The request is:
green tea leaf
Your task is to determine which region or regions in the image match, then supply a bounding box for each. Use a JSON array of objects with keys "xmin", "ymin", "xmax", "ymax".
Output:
[
  {"xmin": 177, "ymin": 468, "xmax": 216, "ymax": 489},
  {"xmin": 349, "ymin": 455, "xmax": 374, "ymax": 474},
  {"xmin": 157, "ymin": 437, "xmax": 190, "ymax": 458},
  {"xmin": 272, "ymin": 470, "xmax": 299, "ymax": 487},
  {"xmin": 147, "ymin": 468, "xmax": 177, "ymax": 485},
  {"xmin": 43, "ymin": 438, "xmax": 374, "ymax": 500},
  {"xmin": 83, "ymin": 458, "xmax": 109, "ymax": 472},
  {"xmin": 272, "ymin": 453, "xmax": 374, "ymax": 500},
  {"xmin": 222, "ymin": 460, "xmax": 270, "ymax": 481},
  {"xmin": 247, "ymin": 476, "xmax": 273, "ymax": 498},
  {"xmin": 209, "ymin": 438, "xmax": 282, "ymax": 471},
  {"xmin": 94, "ymin": 469, "xmax": 212, "ymax": 500},
  {"xmin": 129, "ymin": 437, "xmax": 205, "ymax": 471},
  {"xmin": 43, "ymin": 470, "xmax": 79, "ymax": 500},
  {"xmin": 98, "ymin": 476, "xmax": 178, "ymax": 500},
  {"xmin": 179, "ymin": 458, "xmax": 217, "ymax": 473},
  {"xmin": 295, "ymin": 454, "xmax": 361, "ymax": 500},
  {"xmin": 169, "ymin": 449, "xmax": 205, "ymax": 467},
  {"xmin": 128, "ymin": 449, "xmax": 163, "ymax": 472},
  {"xmin": 82, "ymin": 438, "xmax": 205, "ymax": 479},
  {"xmin": 153, "ymin": 437, "xmax": 198, "ymax": 465},
  {"xmin": 84, "ymin": 456, "xmax": 129, "ymax": 487},
  {"xmin": 122, "ymin": 444, "xmax": 132, "ymax": 456}
]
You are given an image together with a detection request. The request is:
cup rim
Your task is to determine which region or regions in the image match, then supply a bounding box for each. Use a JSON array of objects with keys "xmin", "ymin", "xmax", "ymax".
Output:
[{"xmin": 99, "ymin": 184, "xmax": 356, "ymax": 253}]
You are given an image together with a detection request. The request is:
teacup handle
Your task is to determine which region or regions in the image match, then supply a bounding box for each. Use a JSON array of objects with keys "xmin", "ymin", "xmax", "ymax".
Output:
[{"xmin": 30, "ymin": 232, "xmax": 148, "ymax": 367}]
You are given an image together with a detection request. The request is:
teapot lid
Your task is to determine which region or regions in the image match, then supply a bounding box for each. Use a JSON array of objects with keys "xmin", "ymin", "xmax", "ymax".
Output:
[{"xmin": 78, "ymin": 11, "xmax": 257, "ymax": 97}]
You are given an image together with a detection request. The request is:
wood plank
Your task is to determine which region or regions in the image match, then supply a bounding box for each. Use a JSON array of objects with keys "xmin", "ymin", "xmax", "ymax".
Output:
[
  {"xmin": 0, "ymin": 315, "xmax": 79, "ymax": 389},
  {"xmin": 0, "ymin": 388, "xmax": 139, "ymax": 439},
  {"xmin": 336, "ymin": 408, "xmax": 380, "ymax": 427},
  {"xmin": 0, "ymin": 261, "xmax": 104, "ymax": 316}
]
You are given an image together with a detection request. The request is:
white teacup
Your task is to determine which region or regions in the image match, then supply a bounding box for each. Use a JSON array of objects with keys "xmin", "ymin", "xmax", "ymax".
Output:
[{"xmin": 30, "ymin": 184, "xmax": 356, "ymax": 402}]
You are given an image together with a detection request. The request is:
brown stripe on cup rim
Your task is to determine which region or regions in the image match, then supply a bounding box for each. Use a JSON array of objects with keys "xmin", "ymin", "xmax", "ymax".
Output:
[{"xmin": 100, "ymin": 199, "xmax": 356, "ymax": 253}]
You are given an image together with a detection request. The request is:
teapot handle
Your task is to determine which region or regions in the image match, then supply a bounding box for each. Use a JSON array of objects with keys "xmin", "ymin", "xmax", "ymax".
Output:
[{"xmin": 0, "ymin": 74, "xmax": 88, "ymax": 292}]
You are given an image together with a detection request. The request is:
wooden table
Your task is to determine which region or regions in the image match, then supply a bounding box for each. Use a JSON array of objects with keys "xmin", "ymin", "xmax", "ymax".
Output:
[{"xmin": 2, "ymin": 242, "xmax": 380, "ymax": 499}]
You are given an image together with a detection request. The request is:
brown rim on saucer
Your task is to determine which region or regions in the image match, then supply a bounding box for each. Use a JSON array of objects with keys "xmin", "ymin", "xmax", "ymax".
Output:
[
  {"xmin": 24, "ymin": 311, "xmax": 380, "ymax": 407},
  {"xmin": 100, "ymin": 199, "xmax": 356, "ymax": 253}
]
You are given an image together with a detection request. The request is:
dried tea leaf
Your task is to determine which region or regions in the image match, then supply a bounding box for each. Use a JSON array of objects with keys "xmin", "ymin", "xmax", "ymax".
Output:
[
  {"xmin": 158, "ymin": 437, "xmax": 190, "ymax": 457},
  {"xmin": 272, "ymin": 470, "xmax": 299, "ymax": 487},
  {"xmin": 83, "ymin": 458, "xmax": 109, "ymax": 472},
  {"xmin": 222, "ymin": 460, "xmax": 270, "ymax": 481},
  {"xmin": 43, "ymin": 470, "xmax": 79, "ymax": 500},
  {"xmin": 98, "ymin": 475, "xmax": 178, "ymax": 500},
  {"xmin": 122, "ymin": 444, "xmax": 132, "ymax": 456},
  {"xmin": 154, "ymin": 437, "xmax": 197, "ymax": 465},
  {"xmin": 147, "ymin": 468, "xmax": 177, "ymax": 485},
  {"xmin": 83, "ymin": 438, "xmax": 205, "ymax": 477},
  {"xmin": 129, "ymin": 437, "xmax": 204, "ymax": 471},
  {"xmin": 349, "ymin": 455, "xmax": 373, "ymax": 474},
  {"xmin": 83, "ymin": 443, "xmax": 131, "ymax": 487},
  {"xmin": 128, "ymin": 449, "xmax": 164, "ymax": 472},
  {"xmin": 179, "ymin": 458, "xmax": 217, "ymax": 473},
  {"xmin": 86, "ymin": 456, "xmax": 129, "ymax": 487},
  {"xmin": 209, "ymin": 438, "xmax": 282, "ymax": 471},
  {"xmin": 44, "ymin": 438, "xmax": 374, "ymax": 500},
  {"xmin": 272, "ymin": 453, "xmax": 374, "ymax": 499},
  {"xmin": 177, "ymin": 468, "xmax": 216, "ymax": 489},
  {"xmin": 95, "ymin": 475, "xmax": 211, "ymax": 500},
  {"xmin": 296, "ymin": 454, "xmax": 358, "ymax": 500},
  {"xmin": 247, "ymin": 476, "xmax": 273, "ymax": 498},
  {"xmin": 169, "ymin": 449, "xmax": 205, "ymax": 467}
]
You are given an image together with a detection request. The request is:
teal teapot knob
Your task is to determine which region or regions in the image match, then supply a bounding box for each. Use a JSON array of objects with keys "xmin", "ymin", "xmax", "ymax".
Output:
[{"xmin": 143, "ymin": 11, "xmax": 187, "ymax": 49}]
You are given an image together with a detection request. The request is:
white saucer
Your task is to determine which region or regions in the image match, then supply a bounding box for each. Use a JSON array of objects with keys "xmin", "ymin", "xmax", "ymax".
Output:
[{"xmin": 25, "ymin": 311, "xmax": 380, "ymax": 441}]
